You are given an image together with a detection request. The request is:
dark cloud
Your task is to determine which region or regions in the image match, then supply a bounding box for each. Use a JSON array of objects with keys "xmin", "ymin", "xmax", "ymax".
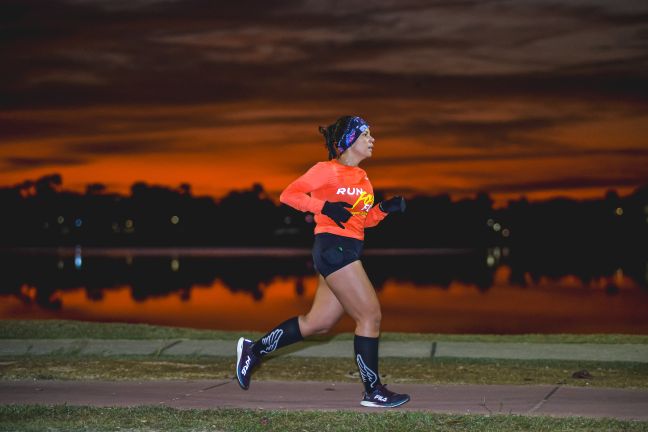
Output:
[
  {"xmin": 64, "ymin": 138, "xmax": 179, "ymax": 155},
  {"xmin": 479, "ymin": 175, "xmax": 647, "ymax": 194},
  {"xmin": 0, "ymin": 117, "xmax": 74, "ymax": 141},
  {"xmin": 1, "ymin": 0, "xmax": 647, "ymax": 200},
  {"xmin": 366, "ymin": 147, "xmax": 648, "ymax": 168},
  {"xmin": 0, "ymin": 109, "xmax": 324, "ymax": 142},
  {"xmin": 2, "ymin": 0, "xmax": 647, "ymax": 110},
  {"xmin": 376, "ymin": 115, "xmax": 591, "ymax": 149},
  {"xmin": 527, "ymin": 2, "xmax": 648, "ymax": 26},
  {"xmin": 3, "ymin": 156, "xmax": 86, "ymax": 171}
]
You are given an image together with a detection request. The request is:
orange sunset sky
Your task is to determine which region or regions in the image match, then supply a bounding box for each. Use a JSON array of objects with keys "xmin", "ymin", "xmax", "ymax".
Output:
[{"xmin": 2, "ymin": 0, "xmax": 647, "ymax": 206}]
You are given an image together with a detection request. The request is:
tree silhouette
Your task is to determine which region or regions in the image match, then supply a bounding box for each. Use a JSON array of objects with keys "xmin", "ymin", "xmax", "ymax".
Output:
[{"xmin": 0, "ymin": 173, "xmax": 646, "ymax": 252}]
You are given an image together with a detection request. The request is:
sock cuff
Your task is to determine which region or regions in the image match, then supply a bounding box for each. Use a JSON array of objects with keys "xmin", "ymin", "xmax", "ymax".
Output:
[
  {"xmin": 288, "ymin": 316, "xmax": 303, "ymax": 340},
  {"xmin": 354, "ymin": 335, "xmax": 379, "ymax": 342}
]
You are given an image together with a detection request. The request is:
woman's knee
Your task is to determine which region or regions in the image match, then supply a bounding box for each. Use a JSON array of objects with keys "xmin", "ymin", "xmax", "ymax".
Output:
[
  {"xmin": 310, "ymin": 324, "xmax": 333, "ymax": 335},
  {"xmin": 357, "ymin": 309, "xmax": 381, "ymax": 330},
  {"xmin": 299, "ymin": 314, "xmax": 336, "ymax": 336}
]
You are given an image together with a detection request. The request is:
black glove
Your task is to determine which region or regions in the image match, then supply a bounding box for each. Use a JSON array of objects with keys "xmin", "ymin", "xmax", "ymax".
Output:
[
  {"xmin": 322, "ymin": 201, "xmax": 352, "ymax": 229},
  {"xmin": 379, "ymin": 196, "xmax": 406, "ymax": 213}
]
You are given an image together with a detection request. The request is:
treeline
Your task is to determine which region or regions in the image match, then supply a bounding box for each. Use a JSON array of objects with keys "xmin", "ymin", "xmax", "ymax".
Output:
[{"xmin": 1, "ymin": 173, "xmax": 646, "ymax": 249}]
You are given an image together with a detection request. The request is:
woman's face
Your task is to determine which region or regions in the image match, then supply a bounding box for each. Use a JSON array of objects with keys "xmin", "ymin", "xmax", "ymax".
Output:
[{"xmin": 349, "ymin": 128, "xmax": 375, "ymax": 159}]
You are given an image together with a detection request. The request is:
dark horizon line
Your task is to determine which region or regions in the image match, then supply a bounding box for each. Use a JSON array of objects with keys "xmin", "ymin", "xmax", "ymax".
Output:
[{"xmin": 2, "ymin": 172, "xmax": 647, "ymax": 205}]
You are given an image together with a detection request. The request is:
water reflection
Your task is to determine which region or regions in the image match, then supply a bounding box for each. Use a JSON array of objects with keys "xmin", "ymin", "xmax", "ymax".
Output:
[
  {"xmin": 1, "ymin": 247, "xmax": 647, "ymax": 333},
  {"xmin": 1, "ymin": 250, "xmax": 315, "ymax": 308},
  {"xmin": 1, "ymin": 248, "xmax": 499, "ymax": 307}
]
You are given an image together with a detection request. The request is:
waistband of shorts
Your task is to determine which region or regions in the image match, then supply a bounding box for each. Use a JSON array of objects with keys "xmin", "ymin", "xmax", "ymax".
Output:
[{"xmin": 314, "ymin": 232, "xmax": 364, "ymax": 244}]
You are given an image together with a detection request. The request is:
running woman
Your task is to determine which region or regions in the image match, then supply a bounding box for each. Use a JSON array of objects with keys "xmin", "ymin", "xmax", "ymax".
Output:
[{"xmin": 236, "ymin": 115, "xmax": 409, "ymax": 408}]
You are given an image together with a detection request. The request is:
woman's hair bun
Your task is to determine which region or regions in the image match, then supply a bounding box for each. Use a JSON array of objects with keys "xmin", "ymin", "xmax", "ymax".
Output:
[
  {"xmin": 318, "ymin": 126, "xmax": 328, "ymax": 137},
  {"xmin": 320, "ymin": 116, "xmax": 356, "ymax": 160}
]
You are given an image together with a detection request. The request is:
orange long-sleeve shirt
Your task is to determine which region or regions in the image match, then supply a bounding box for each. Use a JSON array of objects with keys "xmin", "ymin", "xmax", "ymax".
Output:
[{"xmin": 279, "ymin": 159, "xmax": 388, "ymax": 240}]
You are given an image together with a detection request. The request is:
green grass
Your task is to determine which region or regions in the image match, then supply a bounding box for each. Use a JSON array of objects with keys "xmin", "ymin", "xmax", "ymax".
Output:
[
  {"xmin": 0, "ymin": 319, "xmax": 254, "ymax": 340},
  {"xmin": 2, "ymin": 319, "xmax": 648, "ymax": 344},
  {"xmin": 1, "ymin": 405, "xmax": 646, "ymax": 432},
  {"xmin": 2, "ymin": 356, "xmax": 647, "ymax": 388}
]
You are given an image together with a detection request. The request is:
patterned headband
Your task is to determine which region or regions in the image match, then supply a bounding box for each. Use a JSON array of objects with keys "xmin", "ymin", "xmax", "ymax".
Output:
[{"xmin": 336, "ymin": 116, "xmax": 369, "ymax": 155}]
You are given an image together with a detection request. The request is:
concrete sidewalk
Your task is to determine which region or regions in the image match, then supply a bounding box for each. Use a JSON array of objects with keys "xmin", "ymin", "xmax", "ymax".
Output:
[
  {"xmin": 1, "ymin": 339, "xmax": 647, "ymax": 362},
  {"xmin": 2, "ymin": 379, "xmax": 647, "ymax": 420}
]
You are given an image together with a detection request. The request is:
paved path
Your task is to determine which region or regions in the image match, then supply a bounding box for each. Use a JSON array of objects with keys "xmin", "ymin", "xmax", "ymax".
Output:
[
  {"xmin": 2, "ymin": 339, "xmax": 647, "ymax": 362},
  {"xmin": 2, "ymin": 380, "xmax": 647, "ymax": 420}
]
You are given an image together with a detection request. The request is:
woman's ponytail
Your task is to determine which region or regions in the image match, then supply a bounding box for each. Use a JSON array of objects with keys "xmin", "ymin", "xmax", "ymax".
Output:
[
  {"xmin": 319, "ymin": 125, "xmax": 338, "ymax": 160},
  {"xmin": 319, "ymin": 116, "xmax": 354, "ymax": 160}
]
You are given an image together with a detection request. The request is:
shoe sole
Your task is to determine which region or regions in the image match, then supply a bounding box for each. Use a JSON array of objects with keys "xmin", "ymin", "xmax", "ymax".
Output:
[
  {"xmin": 360, "ymin": 396, "xmax": 410, "ymax": 408},
  {"xmin": 236, "ymin": 337, "xmax": 249, "ymax": 390}
]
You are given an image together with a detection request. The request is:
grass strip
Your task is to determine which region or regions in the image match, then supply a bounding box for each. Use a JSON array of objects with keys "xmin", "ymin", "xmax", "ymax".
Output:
[
  {"xmin": 2, "ymin": 319, "xmax": 648, "ymax": 344},
  {"xmin": 2, "ymin": 356, "xmax": 647, "ymax": 388},
  {"xmin": 1, "ymin": 405, "xmax": 646, "ymax": 432},
  {"xmin": 0, "ymin": 320, "xmax": 254, "ymax": 341}
]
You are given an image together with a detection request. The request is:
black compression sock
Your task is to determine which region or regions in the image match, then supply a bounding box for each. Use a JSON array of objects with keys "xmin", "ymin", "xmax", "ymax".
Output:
[
  {"xmin": 354, "ymin": 335, "xmax": 382, "ymax": 393},
  {"xmin": 252, "ymin": 316, "xmax": 303, "ymax": 357}
]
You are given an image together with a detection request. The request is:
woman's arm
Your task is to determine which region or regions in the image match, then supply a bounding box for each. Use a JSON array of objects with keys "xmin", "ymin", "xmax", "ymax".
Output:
[
  {"xmin": 365, "ymin": 196, "xmax": 405, "ymax": 228},
  {"xmin": 279, "ymin": 162, "xmax": 330, "ymax": 214},
  {"xmin": 364, "ymin": 205, "xmax": 388, "ymax": 228}
]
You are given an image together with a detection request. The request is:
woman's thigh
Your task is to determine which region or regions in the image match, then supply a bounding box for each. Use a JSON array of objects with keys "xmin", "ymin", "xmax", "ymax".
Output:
[
  {"xmin": 324, "ymin": 260, "xmax": 381, "ymax": 326},
  {"xmin": 300, "ymin": 275, "xmax": 345, "ymax": 335}
]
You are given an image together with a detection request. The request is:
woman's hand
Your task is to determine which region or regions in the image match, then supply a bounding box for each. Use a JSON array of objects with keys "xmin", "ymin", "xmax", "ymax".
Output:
[
  {"xmin": 379, "ymin": 196, "xmax": 406, "ymax": 213},
  {"xmin": 322, "ymin": 201, "xmax": 353, "ymax": 228}
]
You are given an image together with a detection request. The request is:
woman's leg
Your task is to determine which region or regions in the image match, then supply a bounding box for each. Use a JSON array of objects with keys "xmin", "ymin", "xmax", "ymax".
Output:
[
  {"xmin": 325, "ymin": 260, "xmax": 409, "ymax": 407},
  {"xmin": 236, "ymin": 274, "xmax": 345, "ymax": 390},
  {"xmin": 252, "ymin": 274, "xmax": 345, "ymax": 355},
  {"xmin": 298, "ymin": 275, "xmax": 345, "ymax": 337},
  {"xmin": 324, "ymin": 260, "xmax": 381, "ymax": 337}
]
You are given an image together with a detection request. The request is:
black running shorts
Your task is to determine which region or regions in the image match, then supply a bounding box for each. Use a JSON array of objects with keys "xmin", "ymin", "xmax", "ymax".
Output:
[{"xmin": 312, "ymin": 233, "xmax": 364, "ymax": 278}]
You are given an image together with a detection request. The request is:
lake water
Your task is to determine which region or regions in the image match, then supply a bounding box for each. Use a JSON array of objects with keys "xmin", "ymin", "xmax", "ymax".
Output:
[{"xmin": 1, "ymin": 247, "xmax": 647, "ymax": 334}]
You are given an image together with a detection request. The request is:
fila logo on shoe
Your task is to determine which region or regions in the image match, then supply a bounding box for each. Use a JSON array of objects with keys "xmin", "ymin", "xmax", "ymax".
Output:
[
  {"xmin": 241, "ymin": 356, "xmax": 251, "ymax": 375},
  {"xmin": 374, "ymin": 395, "xmax": 388, "ymax": 402}
]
